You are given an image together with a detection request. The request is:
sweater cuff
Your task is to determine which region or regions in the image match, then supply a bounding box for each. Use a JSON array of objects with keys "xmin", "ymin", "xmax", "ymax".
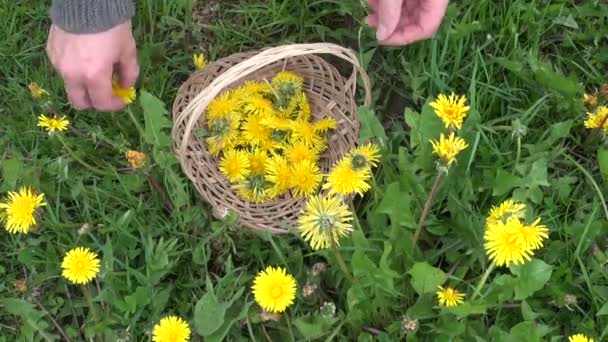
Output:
[{"xmin": 50, "ymin": 0, "xmax": 135, "ymax": 34}]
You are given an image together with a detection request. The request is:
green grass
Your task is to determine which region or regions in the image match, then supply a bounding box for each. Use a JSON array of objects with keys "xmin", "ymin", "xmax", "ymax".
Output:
[{"xmin": 1, "ymin": 0, "xmax": 608, "ymax": 340}]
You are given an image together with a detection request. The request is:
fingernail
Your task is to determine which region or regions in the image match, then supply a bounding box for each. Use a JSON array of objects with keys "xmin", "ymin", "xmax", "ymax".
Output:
[{"xmin": 377, "ymin": 24, "xmax": 390, "ymax": 41}]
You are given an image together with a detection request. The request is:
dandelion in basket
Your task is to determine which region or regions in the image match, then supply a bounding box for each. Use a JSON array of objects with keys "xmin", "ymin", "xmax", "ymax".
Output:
[
  {"xmin": 436, "ymin": 286, "xmax": 464, "ymax": 307},
  {"xmin": 298, "ymin": 195, "xmax": 353, "ymax": 250},
  {"xmin": 484, "ymin": 200, "xmax": 549, "ymax": 267},
  {"xmin": 271, "ymin": 71, "xmax": 304, "ymax": 109},
  {"xmin": 289, "ymin": 160, "xmax": 323, "ymax": 198},
  {"xmin": 207, "ymin": 115, "xmax": 241, "ymax": 156},
  {"xmin": 61, "ymin": 247, "xmax": 100, "ymax": 285},
  {"xmin": 285, "ymin": 141, "xmax": 318, "ymax": 164},
  {"xmin": 430, "ymin": 93, "xmax": 470, "ymax": 130},
  {"xmin": 152, "ymin": 316, "xmax": 191, "ymax": 342},
  {"xmin": 112, "ymin": 80, "xmax": 136, "ymax": 104},
  {"xmin": 126, "ymin": 150, "xmax": 147, "ymax": 169},
  {"xmin": 0, "ymin": 187, "xmax": 46, "ymax": 234},
  {"xmin": 193, "ymin": 52, "xmax": 208, "ymax": 70},
  {"xmin": 38, "ymin": 114, "xmax": 69, "ymax": 133},
  {"xmin": 252, "ymin": 266, "xmax": 297, "ymax": 313},
  {"xmin": 569, "ymin": 334, "xmax": 594, "ymax": 342},
  {"xmin": 265, "ymin": 155, "xmax": 291, "ymax": 198},
  {"xmin": 430, "ymin": 133, "xmax": 468, "ymax": 168},
  {"xmin": 248, "ymin": 148, "xmax": 268, "ymax": 175},
  {"xmin": 219, "ymin": 149, "xmax": 250, "ymax": 182},
  {"xmin": 584, "ymin": 106, "xmax": 608, "ymax": 133},
  {"xmin": 234, "ymin": 175, "xmax": 269, "ymax": 203},
  {"xmin": 28, "ymin": 82, "xmax": 49, "ymax": 98}
]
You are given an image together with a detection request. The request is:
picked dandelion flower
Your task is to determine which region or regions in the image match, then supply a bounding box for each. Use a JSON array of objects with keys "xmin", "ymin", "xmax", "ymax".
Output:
[
  {"xmin": 265, "ymin": 155, "xmax": 292, "ymax": 198},
  {"xmin": 126, "ymin": 150, "xmax": 147, "ymax": 169},
  {"xmin": 207, "ymin": 115, "xmax": 240, "ymax": 155},
  {"xmin": 313, "ymin": 118, "xmax": 337, "ymax": 133},
  {"xmin": 152, "ymin": 316, "xmax": 191, "ymax": 342},
  {"xmin": 298, "ymin": 195, "xmax": 353, "ymax": 250},
  {"xmin": 243, "ymin": 95, "xmax": 275, "ymax": 118},
  {"xmin": 261, "ymin": 115, "xmax": 292, "ymax": 131},
  {"xmin": 583, "ymin": 93, "xmax": 598, "ymax": 107},
  {"xmin": 37, "ymin": 114, "xmax": 69, "ymax": 133},
  {"xmin": 323, "ymin": 159, "xmax": 371, "ymax": 197},
  {"xmin": 290, "ymin": 119, "xmax": 324, "ymax": 150},
  {"xmin": 252, "ymin": 266, "xmax": 297, "ymax": 313},
  {"xmin": 569, "ymin": 334, "xmax": 594, "ymax": 342},
  {"xmin": 436, "ymin": 286, "xmax": 465, "ymax": 307},
  {"xmin": 285, "ymin": 141, "xmax": 318, "ymax": 164},
  {"xmin": 272, "ymin": 73, "xmax": 304, "ymax": 109},
  {"xmin": 430, "ymin": 133, "xmax": 468, "ymax": 167},
  {"xmin": 28, "ymin": 82, "xmax": 49, "ymax": 98},
  {"xmin": 346, "ymin": 143, "xmax": 381, "ymax": 169},
  {"xmin": 61, "ymin": 247, "xmax": 100, "ymax": 285},
  {"xmin": 272, "ymin": 71, "xmax": 304, "ymax": 86},
  {"xmin": 248, "ymin": 148, "xmax": 268, "ymax": 175},
  {"xmin": 207, "ymin": 92, "xmax": 239, "ymax": 120},
  {"xmin": 241, "ymin": 114, "xmax": 273, "ymax": 148},
  {"xmin": 284, "ymin": 91, "xmax": 311, "ymax": 120},
  {"xmin": 219, "ymin": 149, "xmax": 250, "ymax": 182},
  {"xmin": 430, "ymin": 93, "xmax": 470, "ymax": 130},
  {"xmin": 234, "ymin": 175, "xmax": 268, "ymax": 203},
  {"xmin": 112, "ymin": 80, "xmax": 136, "ymax": 104},
  {"xmin": 584, "ymin": 106, "xmax": 608, "ymax": 133},
  {"xmin": 289, "ymin": 160, "xmax": 323, "ymax": 198},
  {"xmin": 0, "ymin": 187, "xmax": 46, "ymax": 234},
  {"xmin": 193, "ymin": 52, "xmax": 208, "ymax": 70}
]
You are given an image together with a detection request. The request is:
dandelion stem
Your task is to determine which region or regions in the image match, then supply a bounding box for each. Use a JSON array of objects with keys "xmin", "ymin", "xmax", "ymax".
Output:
[
  {"xmin": 82, "ymin": 284, "xmax": 99, "ymax": 323},
  {"xmin": 332, "ymin": 242, "xmax": 354, "ymax": 282},
  {"xmin": 57, "ymin": 136, "xmax": 113, "ymax": 177},
  {"xmin": 284, "ymin": 313, "xmax": 296, "ymax": 342},
  {"xmin": 471, "ymin": 261, "xmax": 496, "ymax": 301},
  {"xmin": 126, "ymin": 107, "xmax": 146, "ymax": 138},
  {"xmin": 413, "ymin": 172, "xmax": 444, "ymax": 246},
  {"xmin": 33, "ymin": 298, "xmax": 72, "ymax": 342},
  {"xmin": 515, "ymin": 136, "xmax": 522, "ymax": 165}
]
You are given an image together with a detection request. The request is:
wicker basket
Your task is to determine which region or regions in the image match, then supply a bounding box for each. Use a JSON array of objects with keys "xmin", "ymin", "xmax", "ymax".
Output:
[{"xmin": 171, "ymin": 43, "xmax": 371, "ymax": 234}]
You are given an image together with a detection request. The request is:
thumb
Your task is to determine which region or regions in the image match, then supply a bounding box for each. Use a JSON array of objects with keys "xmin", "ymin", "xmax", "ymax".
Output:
[
  {"xmin": 117, "ymin": 46, "xmax": 139, "ymax": 88},
  {"xmin": 376, "ymin": 0, "xmax": 403, "ymax": 41}
]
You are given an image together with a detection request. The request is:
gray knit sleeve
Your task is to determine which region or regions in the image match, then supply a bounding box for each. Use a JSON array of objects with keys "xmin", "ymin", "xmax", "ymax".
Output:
[{"xmin": 50, "ymin": 0, "xmax": 135, "ymax": 34}]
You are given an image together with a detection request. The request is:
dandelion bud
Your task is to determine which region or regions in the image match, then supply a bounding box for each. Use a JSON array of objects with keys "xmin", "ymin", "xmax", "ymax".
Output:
[
  {"xmin": 311, "ymin": 262, "xmax": 327, "ymax": 276},
  {"xmin": 126, "ymin": 150, "xmax": 147, "ymax": 169},
  {"xmin": 319, "ymin": 302, "xmax": 336, "ymax": 318}
]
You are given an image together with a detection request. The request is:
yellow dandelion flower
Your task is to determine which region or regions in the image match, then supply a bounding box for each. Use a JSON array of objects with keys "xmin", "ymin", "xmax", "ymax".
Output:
[
  {"xmin": 430, "ymin": 133, "xmax": 468, "ymax": 167},
  {"xmin": 584, "ymin": 106, "xmax": 608, "ymax": 133},
  {"xmin": 486, "ymin": 199, "xmax": 526, "ymax": 227},
  {"xmin": 193, "ymin": 52, "xmax": 208, "ymax": 70},
  {"xmin": 272, "ymin": 71, "xmax": 304, "ymax": 86},
  {"xmin": 313, "ymin": 118, "xmax": 337, "ymax": 133},
  {"xmin": 298, "ymin": 195, "xmax": 353, "ymax": 250},
  {"xmin": 0, "ymin": 187, "xmax": 46, "ymax": 234},
  {"xmin": 152, "ymin": 316, "xmax": 191, "ymax": 342},
  {"xmin": 61, "ymin": 247, "xmax": 100, "ymax": 285},
  {"xmin": 484, "ymin": 219, "xmax": 533, "ymax": 267},
  {"xmin": 430, "ymin": 93, "xmax": 470, "ymax": 130},
  {"xmin": 290, "ymin": 119, "xmax": 324, "ymax": 150},
  {"xmin": 272, "ymin": 72, "xmax": 304, "ymax": 110},
  {"xmin": 285, "ymin": 141, "xmax": 318, "ymax": 164},
  {"xmin": 510, "ymin": 217, "xmax": 549, "ymax": 251},
  {"xmin": 126, "ymin": 150, "xmax": 147, "ymax": 169},
  {"xmin": 346, "ymin": 143, "xmax": 381, "ymax": 169},
  {"xmin": 112, "ymin": 80, "xmax": 136, "ymax": 104},
  {"xmin": 207, "ymin": 92, "xmax": 239, "ymax": 120},
  {"xmin": 28, "ymin": 82, "xmax": 49, "ymax": 98},
  {"xmin": 241, "ymin": 114, "xmax": 273, "ymax": 149},
  {"xmin": 583, "ymin": 93, "xmax": 598, "ymax": 107},
  {"xmin": 37, "ymin": 114, "xmax": 69, "ymax": 133},
  {"xmin": 252, "ymin": 266, "xmax": 297, "ymax": 313},
  {"xmin": 261, "ymin": 115, "xmax": 292, "ymax": 131},
  {"xmin": 234, "ymin": 175, "xmax": 268, "ymax": 203},
  {"xmin": 436, "ymin": 286, "xmax": 465, "ymax": 307},
  {"xmin": 207, "ymin": 115, "xmax": 240, "ymax": 155},
  {"xmin": 323, "ymin": 159, "xmax": 371, "ymax": 196},
  {"xmin": 248, "ymin": 148, "xmax": 268, "ymax": 175},
  {"xmin": 241, "ymin": 81, "xmax": 271, "ymax": 97},
  {"xmin": 219, "ymin": 149, "xmax": 250, "ymax": 182},
  {"xmin": 243, "ymin": 95, "xmax": 275, "ymax": 118},
  {"xmin": 569, "ymin": 334, "xmax": 594, "ymax": 342},
  {"xmin": 281, "ymin": 91, "xmax": 311, "ymax": 120},
  {"xmin": 289, "ymin": 160, "xmax": 323, "ymax": 198},
  {"xmin": 265, "ymin": 155, "xmax": 292, "ymax": 198}
]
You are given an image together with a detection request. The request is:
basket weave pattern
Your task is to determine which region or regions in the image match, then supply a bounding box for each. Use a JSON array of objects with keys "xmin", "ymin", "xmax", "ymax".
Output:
[{"xmin": 172, "ymin": 44, "xmax": 371, "ymax": 234}]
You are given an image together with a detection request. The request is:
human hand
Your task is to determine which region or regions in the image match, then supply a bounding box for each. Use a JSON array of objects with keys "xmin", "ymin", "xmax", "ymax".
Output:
[
  {"xmin": 46, "ymin": 21, "xmax": 139, "ymax": 111},
  {"xmin": 367, "ymin": 0, "xmax": 448, "ymax": 46}
]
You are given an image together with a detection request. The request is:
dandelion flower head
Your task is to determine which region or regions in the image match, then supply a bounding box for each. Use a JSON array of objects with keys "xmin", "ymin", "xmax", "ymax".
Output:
[
  {"xmin": 323, "ymin": 158, "xmax": 371, "ymax": 197},
  {"xmin": 112, "ymin": 80, "xmax": 136, "ymax": 104},
  {"xmin": 126, "ymin": 150, "xmax": 147, "ymax": 169},
  {"xmin": 298, "ymin": 195, "xmax": 353, "ymax": 250},
  {"xmin": 252, "ymin": 266, "xmax": 297, "ymax": 313},
  {"xmin": 193, "ymin": 52, "xmax": 208, "ymax": 70},
  {"xmin": 584, "ymin": 106, "xmax": 608, "ymax": 133},
  {"xmin": 152, "ymin": 316, "xmax": 191, "ymax": 342},
  {"xmin": 430, "ymin": 93, "xmax": 470, "ymax": 130},
  {"xmin": 61, "ymin": 247, "xmax": 100, "ymax": 285},
  {"xmin": 430, "ymin": 133, "xmax": 468, "ymax": 167},
  {"xmin": 436, "ymin": 286, "xmax": 465, "ymax": 307},
  {"xmin": 28, "ymin": 82, "xmax": 49, "ymax": 98},
  {"xmin": 0, "ymin": 187, "xmax": 46, "ymax": 234},
  {"xmin": 569, "ymin": 334, "xmax": 594, "ymax": 342},
  {"xmin": 38, "ymin": 114, "xmax": 69, "ymax": 133},
  {"xmin": 219, "ymin": 149, "xmax": 251, "ymax": 182}
]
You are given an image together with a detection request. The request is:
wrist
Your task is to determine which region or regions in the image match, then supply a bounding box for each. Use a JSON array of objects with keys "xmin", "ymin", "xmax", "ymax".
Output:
[{"xmin": 50, "ymin": 0, "xmax": 135, "ymax": 34}]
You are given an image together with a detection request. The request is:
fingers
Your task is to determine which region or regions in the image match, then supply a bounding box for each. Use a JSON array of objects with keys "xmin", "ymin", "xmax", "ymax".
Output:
[
  {"xmin": 85, "ymin": 66, "xmax": 125, "ymax": 112},
  {"xmin": 378, "ymin": 0, "xmax": 448, "ymax": 45},
  {"xmin": 375, "ymin": 0, "xmax": 404, "ymax": 41},
  {"xmin": 117, "ymin": 43, "xmax": 139, "ymax": 88},
  {"xmin": 64, "ymin": 81, "xmax": 91, "ymax": 110}
]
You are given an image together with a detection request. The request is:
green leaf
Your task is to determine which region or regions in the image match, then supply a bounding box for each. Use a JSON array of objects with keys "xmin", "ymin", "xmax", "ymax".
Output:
[
  {"xmin": 598, "ymin": 148, "xmax": 608, "ymax": 181},
  {"xmin": 493, "ymin": 169, "xmax": 523, "ymax": 196},
  {"xmin": 404, "ymin": 102, "xmax": 444, "ymax": 149},
  {"xmin": 205, "ymin": 301, "xmax": 252, "ymax": 342},
  {"xmin": 408, "ymin": 262, "xmax": 447, "ymax": 295},
  {"xmin": 521, "ymin": 300, "xmax": 539, "ymax": 321},
  {"xmin": 596, "ymin": 301, "xmax": 608, "ymax": 316},
  {"xmin": 358, "ymin": 106, "xmax": 386, "ymax": 145},
  {"xmin": 525, "ymin": 159, "xmax": 550, "ymax": 187},
  {"xmin": 508, "ymin": 321, "xmax": 550, "ymax": 342},
  {"xmin": 1, "ymin": 158, "xmax": 22, "ymax": 189},
  {"xmin": 530, "ymin": 60, "xmax": 582, "ymax": 97},
  {"xmin": 194, "ymin": 290, "xmax": 228, "ymax": 336},
  {"xmin": 294, "ymin": 315, "xmax": 339, "ymax": 339},
  {"xmin": 375, "ymin": 182, "xmax": 416, "ymax": 228},
  {"xmin": 510, "ymin": 259, "xmax": 553, "ymax": 300},
  {"xmin": 140, "ymin": 90, "xmax": 173, "ymax": 147},
  {"xmin": 443, "ymin": 302, "xmax": 488, "ymax": 318},
  {"xmin": 406, "ymin": 293, "xmax": 435, "ymax": 320}
]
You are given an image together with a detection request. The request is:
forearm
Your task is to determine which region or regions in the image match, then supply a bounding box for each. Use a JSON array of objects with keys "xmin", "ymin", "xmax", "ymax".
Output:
[{"xmin": 50, "ymin": 0, "xmax": 135, "ymax": 34}]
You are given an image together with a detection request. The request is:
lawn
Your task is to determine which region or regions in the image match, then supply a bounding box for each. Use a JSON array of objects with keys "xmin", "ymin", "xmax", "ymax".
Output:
[{"xmin": 1, "ymin": 0, "xmax": 607, "ymax": 341}]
